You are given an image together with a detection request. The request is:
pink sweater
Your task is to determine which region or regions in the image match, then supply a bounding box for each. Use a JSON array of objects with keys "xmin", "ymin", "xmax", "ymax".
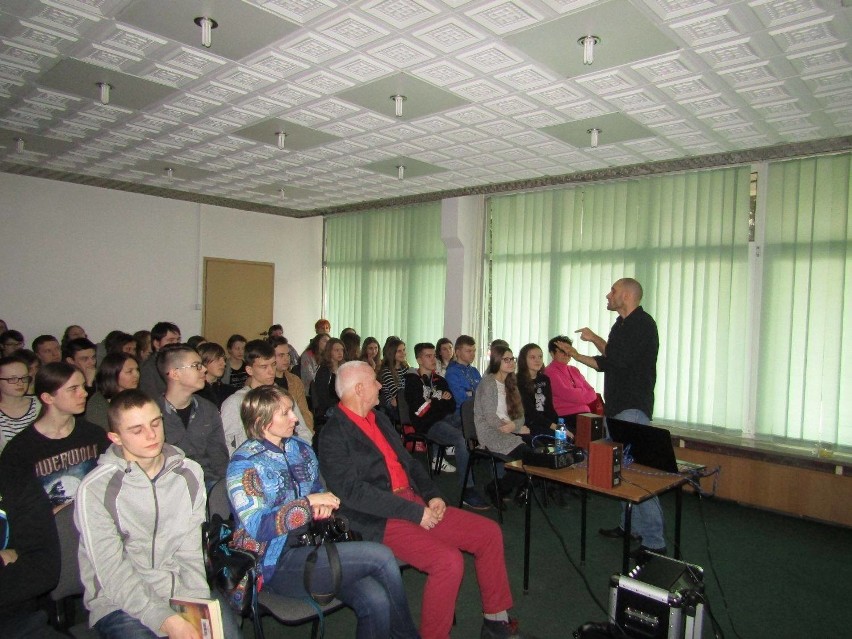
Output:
[{"xmin": 543, "ymin": 360, "xmax": 597, "ymax": 417}]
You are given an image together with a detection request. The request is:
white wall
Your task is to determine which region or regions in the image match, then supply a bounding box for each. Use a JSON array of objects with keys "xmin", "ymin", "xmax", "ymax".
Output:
[{"xmin": 0, "ymin": 173, "xmax": 323, "ymax": 350}]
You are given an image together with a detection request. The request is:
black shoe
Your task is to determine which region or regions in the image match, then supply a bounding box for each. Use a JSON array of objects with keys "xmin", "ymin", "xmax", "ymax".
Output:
[
  {"xmin": 481, "ymin": 618, "xmax": 538, "ymax": 639},
  {"xmin": 599, "ymin": 526, "xmax": 641, "ymax": 541},
  {"xmin": 630, "ymin": 545, "xmax": 667, "ymax": 560},
  {"xmin": 462, "ymin": 488, "xmax": 491, "ymax": 511}
]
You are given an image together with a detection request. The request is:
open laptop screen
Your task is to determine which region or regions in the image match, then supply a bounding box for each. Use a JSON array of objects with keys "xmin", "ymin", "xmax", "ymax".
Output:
[{"xmin": 606, "ymin": 418, "xmax": 679, "ymax": 473}]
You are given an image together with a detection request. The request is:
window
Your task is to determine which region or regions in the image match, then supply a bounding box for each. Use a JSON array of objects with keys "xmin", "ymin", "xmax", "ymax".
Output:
[{"xmin": 324, "ymin": 202, "xmax": 446, "ymax": 345}]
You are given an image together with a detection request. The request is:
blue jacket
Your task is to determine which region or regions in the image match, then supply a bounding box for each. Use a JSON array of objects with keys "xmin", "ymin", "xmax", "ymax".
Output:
[
  {"xmin": 444, "ymin": 360, "xmax": 482, "ymax": 414},
  {"xmin": 226, "ymin": 437, "xmax": 322, "ymax": 583}
]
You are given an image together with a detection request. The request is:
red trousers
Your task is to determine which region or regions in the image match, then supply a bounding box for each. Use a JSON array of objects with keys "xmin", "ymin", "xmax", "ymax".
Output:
[{"xmin": 383, "ymin": 491, "xmax": 513, "ymax": 639}]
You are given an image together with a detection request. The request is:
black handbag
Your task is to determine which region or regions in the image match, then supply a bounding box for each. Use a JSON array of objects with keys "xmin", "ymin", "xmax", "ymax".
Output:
[{"xmin": 201, "ymin": 515, "xmax": 264, "ymax": 638}]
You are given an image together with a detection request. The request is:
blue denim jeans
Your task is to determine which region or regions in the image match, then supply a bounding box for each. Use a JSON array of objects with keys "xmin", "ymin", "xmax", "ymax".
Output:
[
  {"xmin": 267, "ymin": 541, "xmax": 419, "ymax": 639},
  {"xmin": 426, "ymin": 413, "xmax": 473, "ymax": 488},
  {"xmin": 609, "ymin": 409, "xmax": 666, "ymax": 550},
  {"xmin": 94, "ymin": 591, "xmax": 242, "ymax": 639}
]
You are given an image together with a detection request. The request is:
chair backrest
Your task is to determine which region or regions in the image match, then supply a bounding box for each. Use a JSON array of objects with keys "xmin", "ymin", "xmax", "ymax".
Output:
[
  {"xmin": 461, "ymin": 398, "xmax": 477, "ymax": 444},
  {"xmin": 207, "ymin": 478, "xmax": 232, "ymax": 522},
  {"xmin": 397, "ymin": 389, "xmax": 412, "ymax": 426},
  {"xmin": 50, "ymin": 503, "xmax": 84, "ymax": 601}
]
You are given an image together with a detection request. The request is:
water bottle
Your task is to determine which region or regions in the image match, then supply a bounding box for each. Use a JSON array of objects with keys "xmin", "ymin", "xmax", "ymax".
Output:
[{"xmin": 555, "ymin": 418, "xmax": 567, "ymax": 454}]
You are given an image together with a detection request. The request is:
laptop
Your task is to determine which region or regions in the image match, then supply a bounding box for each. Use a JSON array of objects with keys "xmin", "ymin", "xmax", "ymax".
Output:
[{"xmin": 605, "ymin": 418, "xmax": 680, "ymax": 473}]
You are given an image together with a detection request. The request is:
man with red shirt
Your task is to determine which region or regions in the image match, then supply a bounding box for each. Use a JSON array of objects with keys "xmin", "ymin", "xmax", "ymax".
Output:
[{"xmin": 318, "ymin": 361, "xmax": 535, "ymax": 639}]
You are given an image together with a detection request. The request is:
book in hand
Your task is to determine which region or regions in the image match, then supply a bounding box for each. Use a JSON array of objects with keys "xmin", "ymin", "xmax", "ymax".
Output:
[{"xmin": 169, "ymin": 596, "xmax": 224, "ymax": 639}]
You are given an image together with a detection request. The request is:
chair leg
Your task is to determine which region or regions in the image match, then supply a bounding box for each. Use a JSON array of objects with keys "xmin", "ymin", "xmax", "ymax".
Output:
[
  {"xmin": 490, "ymin": 458, "xmax": 503, "ymax": 524},
  {"xmin": 459, "ymin": 455, "xmax": 475, "ymax": 509},
  {"xmin": 425, "ymin": 440, "xmax": 434, "ymax": 478}
]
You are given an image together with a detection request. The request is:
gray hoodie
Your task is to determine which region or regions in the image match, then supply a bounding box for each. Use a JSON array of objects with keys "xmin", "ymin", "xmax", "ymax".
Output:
[{"xmin": 74, "ymin": 443, "xmax": 210, "ymax": 634}]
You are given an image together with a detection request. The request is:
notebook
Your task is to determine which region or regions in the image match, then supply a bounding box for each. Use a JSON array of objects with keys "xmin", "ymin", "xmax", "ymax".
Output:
[{"xmin": 605, "ymin": 418, "xmax": 680, "ymax": 473}]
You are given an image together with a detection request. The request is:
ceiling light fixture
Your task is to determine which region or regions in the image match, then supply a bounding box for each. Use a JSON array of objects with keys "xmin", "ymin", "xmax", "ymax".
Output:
[
  {"xmin": 97, "ymin": 82, "xmax": 111, "ymax": 105},
  {"xmin": 588, "ymin": 127, "xmax": 601, "ymax": 148},
  {"xmin": 578, "ymin": 35, "xmax": 600, "ymax": 65},
  {"xmin": 397, "ymin": 164, "xmax": 405, "ymax": 180},
  {"xmin": 165, "ymin": 167, "xmax": 173, "ymax": 182},
  {"xmin": 194, "ymin": 16, "xmax": 218, "ymax": 48},
  {"xmin": 390, "ymin": 94, "xmax": 407, "ymax": 118},
  {"xmin": 276, "ymin": 131, "xmax": 286, "ymax": 149},
  {"xmin": 15, "ymin": 138, "xmax": 24, "ymax": 153}
]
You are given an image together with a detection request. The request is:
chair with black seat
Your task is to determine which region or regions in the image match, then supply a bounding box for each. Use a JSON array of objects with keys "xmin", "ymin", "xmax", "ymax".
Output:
[
  {"xmin": 49, "ymin": 503, "xmax": 100, "ymax": 639},
  {"xmin": 397, "ymin": 389, "xmax": 446, "ymax": 477},
  {"xmin": 458, "ymin": 398, "xmax": 505, "ymax": 523},
  {"xmin": 255, "ymin": 591, "xmax": 347, "ymax": 639}
]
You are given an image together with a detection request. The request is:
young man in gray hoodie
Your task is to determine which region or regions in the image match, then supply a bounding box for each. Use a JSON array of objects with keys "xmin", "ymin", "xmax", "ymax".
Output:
[{"xmin": 74, "ymin": 389, "xmax": 239, "ymax": 639}]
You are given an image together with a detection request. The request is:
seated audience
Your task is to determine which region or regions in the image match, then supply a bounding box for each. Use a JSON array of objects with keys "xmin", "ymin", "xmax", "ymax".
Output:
[
  {"xmin": 404, "ymin": 343, "xmax": 494, "ymax": 509},
  {"xmin": 62, "ymin": 324, "xmax": 87, "ymax": 346},
  {"xmin": 0, "ymin": 471, "xmax": 65, "ymax": 639},
  {"xmin": 0, "ymin": 330, "xmax": 25, "ymax": 357},
  {"xmin": 320, "ymin": 362, "xmax": 534, "ymax": 639},
  {"xmin": 138, "ymin": 322, "xmax": 181, "ymax": 399},
  {"xmin": 378, "ymin": 337, "xmax": 409, "ymax": 421},
  {"xmin": 15, "ymin": 349, "xmax": 39, "ymax": 395},
  {"xmin": 229, "ymin": 385, "xmax": 419, "ymax": 638},
  {"xmin": 186, "ymin": 335, "xmax": 206, "ymax": 350},
  {"xmin": 224, "ymin": 334, "xmax": 248, "ymax": 389},
  {"xmin": 267, "ymin": 324, "xmax": 284, "ymax": 339},
  {"xmin": 195, "ymin": 342, "xmax": 237, "ymax": 409},
  {"xmin": 0, "ymin": 355, "xmax": 41, "ymax": 451},
  {"xmin": 315, "ymin": 318, "xmax": 331, "ymax": 336},
  {"xmin": 435, "ymin": 337, "xmax": 453, "ymax": 377},
  {"xmin": 445, "ymin": 334, "xmax": 482, "ymax": 415},
  {"xmin": 221, "ymin": 339, "xmax": 311, "ymax": 454},
  {"xmin": 133, "ymin": 330, "xmax": 152, "ymax": 363},
  {"xmin": 474, "ymin": 345, "xmax": 531, "ymax": 507},
  {"xmin": 85, "ymin": 353, "xmax": 140, "ymax": 430},
  {"xmin": 360, "ymin": 336, "xmax": 381, "ymax": 373},
  {"xmin": 311, "ymin": 337, "xmax": 346, "ymax": 429},
  {"xmin": 103, "ymin": 331, "xmax": 139, "ymax": 356},
  {"xmin": 0, "ymin": 362, "xmax": 109, "ymax": 510},
  {"xmin": 269, "ymin": 336, "xmax": 313, "ymax": 433},
  {"xmin": 300, "ymin": 331, "xmax": 330, "ymax": 393},
  {"xmin": 268, "ymin": 325, "xmax": 300, "ymax": 370},
  {"xmin": 63, "ymin": 337, "xmax": 98, "ymax": 395},
  {"xmin": 543, "ymin": 335, "xmax": 597, "ymax": 428},
  {"xmin": 155, "ymin": 345, "xmax": 228, "ymax": 488},
  {"xmin": 32, "ymin": 335, "xmax": 61, "ymax": 365},
  {"xmin": 516, "ymin": 343, "xmax": 560, "ymax": 438},
  {"xmin": 75, "ymin": 389, "xmax": 240, "ymax": 639},
  {"xmin": 342, "ymin": 331, "xmax": 361, "ymax": 361}
]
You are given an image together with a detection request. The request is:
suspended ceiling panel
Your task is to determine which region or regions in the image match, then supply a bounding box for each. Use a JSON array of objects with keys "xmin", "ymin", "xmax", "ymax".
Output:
[{"xmin": 0, "ymin": 0, "xmax": 850, "ymax": 217}]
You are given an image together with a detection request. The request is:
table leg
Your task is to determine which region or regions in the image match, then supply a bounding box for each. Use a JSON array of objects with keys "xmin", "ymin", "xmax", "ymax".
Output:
[
  {"xmin": 622, "ymin": 504, "xmax": 633, "ymax": 574},
  {"xmin": 674, "ymin": 487, "xmax": 682, "ymax": 559},
  {"xmin": 580, "ymin": 490, "xmax": 587, "ymax": 565},
  {"xmin": 523, "ymin": 474, "xmax": 531, "ymax": 594}
]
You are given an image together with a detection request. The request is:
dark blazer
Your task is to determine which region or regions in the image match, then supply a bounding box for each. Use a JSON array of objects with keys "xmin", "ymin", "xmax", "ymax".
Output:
[{"xmin": 318, "ymin": 405, "xmax": 442, "ymax": 542}]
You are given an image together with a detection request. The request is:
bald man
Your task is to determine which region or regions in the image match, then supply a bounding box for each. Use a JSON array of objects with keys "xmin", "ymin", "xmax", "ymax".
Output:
[
  {"xmin": 318, "ymin": 361, "xmax": 535, "ymax": 639},
  {"xmin": 569, "ymin": 278, "xmax": 663, "ymax": 555}
]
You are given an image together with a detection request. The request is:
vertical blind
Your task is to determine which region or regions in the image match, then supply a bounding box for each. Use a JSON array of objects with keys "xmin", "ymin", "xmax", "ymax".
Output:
[
  {"xmin": 488, "ymin": 167, "xmax": 751, "ymax": 430},
  {"xmin": 757, "ymin": 154, "xmax": 852, "ymax": 446},
  {"xmin": 324, "ymin": 202, "xmax": 446, "ymax": 346}
]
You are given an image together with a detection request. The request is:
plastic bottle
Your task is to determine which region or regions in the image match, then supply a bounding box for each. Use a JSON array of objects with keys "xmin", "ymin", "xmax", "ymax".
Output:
[{"xmin": 555, "ymin": 418, "xmax": 567, "ymax": 454}]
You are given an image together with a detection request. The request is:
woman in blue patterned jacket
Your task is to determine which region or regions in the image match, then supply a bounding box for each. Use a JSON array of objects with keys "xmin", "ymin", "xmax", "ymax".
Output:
[{"xmin": 226, "ymin": 385, "xmax": 419, "ymax": 639}]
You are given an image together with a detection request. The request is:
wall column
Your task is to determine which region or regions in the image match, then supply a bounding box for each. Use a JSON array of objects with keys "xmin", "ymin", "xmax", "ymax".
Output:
[{"xmin": 441, "ymin": 195, "xmax": 486, "ymax": 342}]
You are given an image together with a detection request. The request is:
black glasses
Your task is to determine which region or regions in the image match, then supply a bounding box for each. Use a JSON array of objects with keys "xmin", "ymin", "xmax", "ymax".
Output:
[
  {"xmin": 0, "ymin": 375, "xmax": 32, "ymax": 384},
  {"xmin": 502, "ymin": 356, "xmax": 516, "ymax": 363}
]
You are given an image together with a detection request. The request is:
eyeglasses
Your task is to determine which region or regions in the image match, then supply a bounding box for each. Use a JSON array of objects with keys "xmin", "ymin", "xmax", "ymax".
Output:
[
  {"xmin": 0, "ymin": 375, "xmax": 32, "ymax": 384},
  {"xmin": 502, "ymin": 357, "xmax": 516, "ymax": 363},
  {"xmin": 174, "ymin": 362, "xmax": 204, "ymax": 372}
]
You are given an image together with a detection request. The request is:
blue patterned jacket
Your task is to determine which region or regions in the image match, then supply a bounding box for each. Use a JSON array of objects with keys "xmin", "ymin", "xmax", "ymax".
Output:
[{"xmin": 226, "ymin": 437, "xmax": 322, "ymax": 583}]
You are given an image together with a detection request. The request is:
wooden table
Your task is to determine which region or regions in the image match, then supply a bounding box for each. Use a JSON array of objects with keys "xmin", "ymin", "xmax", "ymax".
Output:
[{"xmin": 506, "ymin": 460, "xmax": 689, "ymax": 590}]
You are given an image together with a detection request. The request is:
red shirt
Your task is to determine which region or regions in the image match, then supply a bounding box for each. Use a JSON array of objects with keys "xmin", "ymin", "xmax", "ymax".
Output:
[{"xmin": 338, "ymin": 403, "xmax": 409, "ymax": 492}]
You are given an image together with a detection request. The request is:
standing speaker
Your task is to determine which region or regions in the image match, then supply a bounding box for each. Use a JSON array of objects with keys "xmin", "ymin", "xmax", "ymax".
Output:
[
  {"xmin": 588, "ymin": 440, "xmax": 622, "ymax": 489},
  {"xmin": 576, "ymin": 413, "xmax": 605, "ymax": 449}
]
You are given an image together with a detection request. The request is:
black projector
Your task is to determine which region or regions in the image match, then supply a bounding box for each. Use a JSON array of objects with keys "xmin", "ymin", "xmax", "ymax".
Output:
[{"xmin": 522, "ymin": 445, "xmax": 584, "ymax": 469}]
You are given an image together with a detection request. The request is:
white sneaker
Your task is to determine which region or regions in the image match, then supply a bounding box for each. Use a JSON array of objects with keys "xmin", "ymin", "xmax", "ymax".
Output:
[
  {"xmin": 437, "ymin": 459, "xmax": 456, "ymax": 473},
  {"xmin": 444, "ymin": 446, "xmax": 455, "ymax": 457}
]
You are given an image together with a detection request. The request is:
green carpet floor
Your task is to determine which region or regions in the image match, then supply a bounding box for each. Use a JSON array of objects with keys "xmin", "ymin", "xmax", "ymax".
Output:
[{"xmin": 245, "ymin": 465, "xmax": 852, "ymax": 639}]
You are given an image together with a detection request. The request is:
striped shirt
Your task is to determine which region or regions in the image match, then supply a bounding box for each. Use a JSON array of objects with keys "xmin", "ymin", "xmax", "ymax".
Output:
[{"xmin": 0, "ymin": 396, "xmax": 40, "ymax": 451}]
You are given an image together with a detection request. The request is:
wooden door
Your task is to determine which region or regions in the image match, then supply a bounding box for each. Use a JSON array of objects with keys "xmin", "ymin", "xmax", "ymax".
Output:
[{"xmin": 203, "ymin": 258, "xmax": 274, "ymax": 346}]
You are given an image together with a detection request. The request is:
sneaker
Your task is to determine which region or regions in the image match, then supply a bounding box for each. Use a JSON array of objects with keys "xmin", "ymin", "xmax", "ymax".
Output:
[
  {"xmin": 462, "ymin": 488, "xmax": 491, "ymax": 510},
  {"xmin": 437, "ymin": 459, "xmax": 456, "ymax": 473},
  {"xmin": 481, "ymin": 617, "xmax": 538, "ymax": 639},
  {"xmin": 444, "ymin": 446, "xmax": 455, "ymax": 457}
]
